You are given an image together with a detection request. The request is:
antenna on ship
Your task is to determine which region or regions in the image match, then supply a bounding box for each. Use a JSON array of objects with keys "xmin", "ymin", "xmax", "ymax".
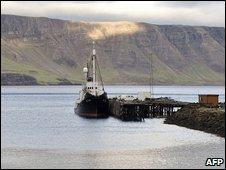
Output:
[
  {"xmin": 92, "ymin": 41, "xmax": 105, "ymax": 92},
  {"xmin": 149, "ymin": 53, "xmax": 154, "ymax": 98},
  {"xmin": 92, "ymin": 41, "xmax": 96, "ymax": 56},
  {"xmin": 92, "ymin": 41, "xmax": 96, "ymax": 95}
]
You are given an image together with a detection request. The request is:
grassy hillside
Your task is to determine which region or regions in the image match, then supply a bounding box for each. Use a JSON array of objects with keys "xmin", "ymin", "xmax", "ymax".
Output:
[{"xmin": 1, "ymin": 14, "xmax": 225, "ymax": 85}]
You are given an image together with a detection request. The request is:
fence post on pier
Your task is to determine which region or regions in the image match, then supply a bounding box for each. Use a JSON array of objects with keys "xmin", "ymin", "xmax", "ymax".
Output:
[
  {"xmin": 171, "ymin": 107, "xmax": 173, "ymax": 116},
  {"xmin": 160, "ymin": 106, "xmax": 163, "ymax": 117}
]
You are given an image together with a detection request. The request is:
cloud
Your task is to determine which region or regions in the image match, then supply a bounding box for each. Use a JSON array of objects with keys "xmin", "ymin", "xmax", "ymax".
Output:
[{"xmin": 1, "ymin": 1, "xmax": 225, "ymax": 27}]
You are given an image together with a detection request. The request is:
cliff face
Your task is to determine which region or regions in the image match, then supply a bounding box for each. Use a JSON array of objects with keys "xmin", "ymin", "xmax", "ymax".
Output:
[{"xmin": 1, "ymin": 14, "xmax": 225, "ymax": 85}]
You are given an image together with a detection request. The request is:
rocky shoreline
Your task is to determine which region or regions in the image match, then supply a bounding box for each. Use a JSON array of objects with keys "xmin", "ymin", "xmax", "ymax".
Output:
[{"xmin": 164, "ymin": 103, "xmax": 225, "ymax": 137}]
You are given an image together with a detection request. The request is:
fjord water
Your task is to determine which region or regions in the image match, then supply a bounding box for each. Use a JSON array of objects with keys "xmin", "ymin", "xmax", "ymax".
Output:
[{"xmin": 1, "ymin": 86, "xmax": 225, "ymax": 168}]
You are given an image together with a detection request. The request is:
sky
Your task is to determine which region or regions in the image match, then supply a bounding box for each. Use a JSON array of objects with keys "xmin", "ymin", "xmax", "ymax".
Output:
[{"xmin": 1, "ymin": 1, "xmax": 225, "ymax": 27}]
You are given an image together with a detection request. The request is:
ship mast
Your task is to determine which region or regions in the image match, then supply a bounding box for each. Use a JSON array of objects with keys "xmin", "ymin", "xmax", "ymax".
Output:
[{"xmin": 92, "ymin": 41, "xmax": 96, "ymax": 94}]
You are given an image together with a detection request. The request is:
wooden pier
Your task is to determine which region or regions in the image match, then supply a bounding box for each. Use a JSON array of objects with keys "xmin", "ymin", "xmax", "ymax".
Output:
[{"xmin": 109, "ymin": 97, "xmax": 189, "ymax": 121}]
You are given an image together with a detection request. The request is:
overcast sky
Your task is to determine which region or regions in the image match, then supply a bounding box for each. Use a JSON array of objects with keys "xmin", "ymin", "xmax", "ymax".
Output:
[{"xmin": 1, "ymin": 1, "xmax": 225, "ymax": 27}]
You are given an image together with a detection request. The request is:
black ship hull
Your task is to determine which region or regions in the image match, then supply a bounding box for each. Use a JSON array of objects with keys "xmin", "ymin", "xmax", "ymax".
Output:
[{"xmin": 74, "ymin": 92, "xmax": 109, "ymax": 118}]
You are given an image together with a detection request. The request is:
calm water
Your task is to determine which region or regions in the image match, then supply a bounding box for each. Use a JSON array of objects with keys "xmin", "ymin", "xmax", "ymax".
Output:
[
  {"xmin": 1, "ymin": 85, "xmax": 225, "ymax": 168},
  {"xmin": 1, "ymin": 85, "xmax": 225, "ymax": 150}
]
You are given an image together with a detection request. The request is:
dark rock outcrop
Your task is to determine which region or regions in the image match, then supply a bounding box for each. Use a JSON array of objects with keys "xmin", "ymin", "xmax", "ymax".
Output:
[
  {"xmin": 1, "ymin": 73, "xmax": 39, "ymax": 85},
  {"xmin": 164, "ymin": 104, "xmax": 225, "ymax": 137}
]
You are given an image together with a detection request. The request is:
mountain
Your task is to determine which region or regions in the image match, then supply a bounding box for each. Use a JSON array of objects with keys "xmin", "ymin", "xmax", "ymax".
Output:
[{"xmin": 1, "ymin": 14, "xmax": 225, "ymax": 85}]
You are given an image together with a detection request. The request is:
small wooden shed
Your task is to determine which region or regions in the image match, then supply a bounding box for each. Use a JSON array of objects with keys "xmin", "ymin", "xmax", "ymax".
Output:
[{"xmin": 198, "ymin": 94, "xmax": 219, "ymax": 105}]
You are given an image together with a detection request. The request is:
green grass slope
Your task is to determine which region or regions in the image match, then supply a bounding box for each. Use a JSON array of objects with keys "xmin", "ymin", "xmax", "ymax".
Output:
[{"xmin": 1, "ymin": 14, "xmax": 225, "ymax": 85}]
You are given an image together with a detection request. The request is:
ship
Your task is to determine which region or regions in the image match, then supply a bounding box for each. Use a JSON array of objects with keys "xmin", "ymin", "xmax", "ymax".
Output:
[{"xmin": 74, "ymin": 41, "xmax": 109, "ymax": 118}]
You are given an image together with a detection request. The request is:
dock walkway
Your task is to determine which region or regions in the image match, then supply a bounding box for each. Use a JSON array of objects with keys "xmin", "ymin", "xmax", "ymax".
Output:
[{"xmin": 109, "ymin": 97, "xmax": 189, "ymax": 121}]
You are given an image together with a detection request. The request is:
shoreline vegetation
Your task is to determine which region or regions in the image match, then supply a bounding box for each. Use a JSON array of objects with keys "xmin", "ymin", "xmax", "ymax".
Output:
[
  {"xmin": 164, "ymin": 103, "xmax": 225, "ymax": 137},
  {"xmin": 1, "ymin": 73, "xmax": 225, "ymax": 86}
]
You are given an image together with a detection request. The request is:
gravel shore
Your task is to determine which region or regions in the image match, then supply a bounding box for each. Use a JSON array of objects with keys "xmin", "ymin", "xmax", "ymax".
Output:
[{"xmin": 1, "ymin": 141, "xmax": 225, "ymax": 169}]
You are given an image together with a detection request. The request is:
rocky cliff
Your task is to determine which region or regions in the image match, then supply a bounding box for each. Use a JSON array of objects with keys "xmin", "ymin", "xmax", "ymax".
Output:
[{"xmin": 1, "ymin": 14, "xmax": 225, "ymax": 85}]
